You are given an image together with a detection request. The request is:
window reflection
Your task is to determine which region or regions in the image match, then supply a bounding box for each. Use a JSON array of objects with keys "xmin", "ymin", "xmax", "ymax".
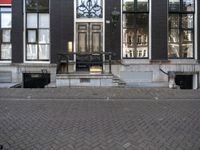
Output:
[
  {"xmin": 123, "ymin": 0, "xmax": 135, "ymax": 11},
  {"xmin": 169, "ymin": 14, "xmax": 179, "ymax": 28},
  {"xmin": 169, "ymin": 29, "xmax": 179, "ymax": 43},
  {"xmin": 182, "ymin": 14, "xmax": 193, "ymax": 28},
  {"xmin": 123, "ymin": 0, "xmax": 148, "ymax": 12},
  {"xmin": 169, "ymin": 0, "xmax": 180, "ymax": 11},
  {"xmin": 122, "ymin": 1, "xmax": 149, "ymax": 58},
  {"xmin": 26, "ymin": 0, "xmax": 49, "ymax": 13},
  {"xmin": 182, "ymin": 0, "xmax": 194, "ymax": 12},
  {"xmin": 168, "ymin": 0, "xmax": 194, "ymax": 59},
  {"xmin": 137, "ymin": 0, "xmax": 148, "ymax": 12}
]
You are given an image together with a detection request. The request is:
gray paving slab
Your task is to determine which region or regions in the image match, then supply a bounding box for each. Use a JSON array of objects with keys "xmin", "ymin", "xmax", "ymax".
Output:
[
  {"xmin": 0, "ymin": 98, "xmax": 200, "ymax": 150},
  {"xmin": 0, "ymin": 87, "xmax": 200, "ymax": 100}
]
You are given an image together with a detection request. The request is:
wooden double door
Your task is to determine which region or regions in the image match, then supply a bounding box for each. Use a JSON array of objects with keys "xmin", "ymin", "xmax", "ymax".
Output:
[{"xmin": 76, "ymin": 22, "xmax": 103, "ymax": 71}]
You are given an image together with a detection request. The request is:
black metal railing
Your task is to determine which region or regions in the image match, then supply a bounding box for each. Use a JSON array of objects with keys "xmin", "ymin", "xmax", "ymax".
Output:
[{"xmin": 57, "ymin": 52, "xmax": 112, "ymax": 74}]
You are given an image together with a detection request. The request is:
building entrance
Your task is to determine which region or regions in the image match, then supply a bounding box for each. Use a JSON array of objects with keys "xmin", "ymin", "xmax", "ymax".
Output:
[{"xmin": 76, "ymin": 22, "xmax": 103, "ymax": 71}]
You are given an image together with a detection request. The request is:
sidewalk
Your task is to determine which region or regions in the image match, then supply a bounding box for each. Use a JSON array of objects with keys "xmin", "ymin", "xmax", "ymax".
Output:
[{"xmin": 0, "ymin": 87, "xmax": 199, "ymax": 100}]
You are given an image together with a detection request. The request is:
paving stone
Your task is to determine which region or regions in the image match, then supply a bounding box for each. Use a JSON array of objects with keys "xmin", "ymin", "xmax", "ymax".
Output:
[{"xmin": 0, "ymin": 88, "xmax": 200, "ymax": 149}]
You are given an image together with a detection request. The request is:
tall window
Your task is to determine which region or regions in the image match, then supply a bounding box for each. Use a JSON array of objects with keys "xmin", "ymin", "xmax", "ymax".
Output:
[
  {"xmin": 0, "ymin": 7, "xmax": 12, "ymax": 61},
  {"xmin": 76, "ymin": 0, "xmax": 103, "ymax": 18},
  {"xmin": 168, "ymin": 0, "xmax": 195, "ymax": 58},
  {"xmin": 25, "ymin": 0, "xmax": 50, "ymax": 61},
  {"xmin": 122, "ymin": 0, "xmax": 149, "ymax": 59}
]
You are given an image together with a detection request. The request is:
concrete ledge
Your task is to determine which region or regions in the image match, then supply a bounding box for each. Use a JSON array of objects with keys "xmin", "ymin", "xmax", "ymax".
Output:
[
  {"xmin": 56, "ymin": 74, "xmax": 114, "ymax": 87},
  {"xmin": 127, "ymin": 82, "xmax": 169, "ymax": 88}
]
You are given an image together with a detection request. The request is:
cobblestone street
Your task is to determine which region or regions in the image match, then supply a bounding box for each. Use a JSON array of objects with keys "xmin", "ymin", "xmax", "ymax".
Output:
[{"xmin": 0, "ymin": 88, "xmax": 200, "ymax": 150}]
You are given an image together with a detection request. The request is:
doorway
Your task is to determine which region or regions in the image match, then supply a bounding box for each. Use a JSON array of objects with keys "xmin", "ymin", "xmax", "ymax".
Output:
[
  {"xmin": 76, "ymin": 22, "xmax": 103, "ymax": 71},
  {"xmin": 175, "ymin": 75, "xmax": 193, "ymax": 89}
]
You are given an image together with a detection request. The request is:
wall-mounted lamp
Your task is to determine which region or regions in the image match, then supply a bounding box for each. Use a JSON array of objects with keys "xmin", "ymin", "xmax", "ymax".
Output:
[
  {"xmin": 111, "ymin": 7, "xmax": 120, "ymax": 27},
  {"xmin": 68, "ymin": 41, "xmax": 73, "ymax": 53}
]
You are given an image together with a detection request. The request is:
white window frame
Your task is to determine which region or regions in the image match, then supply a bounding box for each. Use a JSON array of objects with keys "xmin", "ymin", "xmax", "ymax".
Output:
[
  {"xmin": 168, "ymin": 0, "xmax": 198, "ymax": 63},
  {"xmin": 23, "ymin": 0, "xmax": 50, "ymax": 64},
  {"xmin": 0, "ymin": 3, "xmax": 12, "ymax": 64},
  {"xmin": 121, "ymin": 0, "xmax": 151, "ymax": 64}
]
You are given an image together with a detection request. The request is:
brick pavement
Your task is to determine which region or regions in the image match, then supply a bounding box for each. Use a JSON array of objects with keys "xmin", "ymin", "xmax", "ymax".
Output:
[
  {"xmin": 0, "ymin": 98, "xmax": 200, "ymax": 150},
  {"xmin": 0, "ymin": 87, "xmax": 200, "ymax": 100}
]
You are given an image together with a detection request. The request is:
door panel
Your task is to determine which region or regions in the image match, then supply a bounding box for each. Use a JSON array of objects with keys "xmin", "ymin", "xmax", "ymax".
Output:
[
  {"xmin": 78, "ymin": 32, "xmax": 87, "ymax": 53},
  {"xmin": 77, "ymin": 23, "xmax": 89, "ymax": 53},
  {"xmin": 77, "ymin": 22, "xmax": 102, "ymax": 53},
  {"xmin": 92, "ymin": 32, "xmax": 101, "ymax": 52},
  {"xmin": 76, "ymin": 22, "xmax": 103, "ymax": 71}
]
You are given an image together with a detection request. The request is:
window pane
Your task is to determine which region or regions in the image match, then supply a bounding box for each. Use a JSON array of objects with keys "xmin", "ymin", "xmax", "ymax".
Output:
[
  {"xmin": 28, "ymin": 30, "xmax": 37, "ymax": 43},
  {"xmin": 169, "ymin": 0, "xmax": 180, "ymax": 11},
  {"xmin": 0, "ymin": 8, "xmax": 12, "ymax": 12},
  {"xmin": 169, "ymin": 14, "xmax": 179, "ymax": 28},
  {"xmin": 77, "ymin": 0, "xmax": 103, "ymax": 18},
  {"xmin": 136, "ymin": 28, "xmax": 148, "ymax": 58},
  {"xmin": 123, "ymin": 28, "xmax": 135, "ymax": 46},
  {"xmin": 27, "ymin": 13, "xmax": 37, "ymax": 28},
  {"xmin": 123, "ymin": 0, "xmax": 135, "ymax": 11},
  {"xmin": 38, "ymin": 0, "xmax": 49, "ymax": 12},
  {"xmin": 39, "ymin": 29, "xmax": 49, "ymax": 43},
  {"xmin": 1, "ymin": 44, "xmax": 11, "ymax": 59},
  {"xmin": 168, "ymin": 43, "xmax": 180, "ymax": 58},
  {"xmin": 2, "ymin": 30, "xmax": 11, "ymax": 43},
  {"xmin": 39, "ymin": 44, "xmax": 50, "ymax": 60},
  {"xmin": 1, "ymin": 13, "xmax": 11, "ymax": 28},
  {"xmin": 26, "ymin": 0, "xmax": 37, "ymax": 12},
  {"xmin": 169, "ymin": 29, "xmax": 179, "ymax": 42},
  {"xmin": 136, "ymin": 47, "xmax": 148, "ymax": 57},
  {"xmin": 123, "ymin": 39, "xmax": 135, "ymax": 58},
  {"xmin": 137, "ymin": 0, "xmax": 148, "ymax": 12},
  {"xmin": 136, "ymin": 14, "xmax": 148, "ymax": 30},
  {"xmin": 182, "ymin": 14, "xmax": 193, "ymax": 28},
  {"xmin": 182, "ymin": 0, "xmax": 194, "ymax": 12},
  {"xmin": 137, "ymin": 29, "xmax": 148, "ymax": 45},
  {"xmin": 182, "ymin": 30, "xmax": 193, "ymax": 42},
  {"xmin": 123, "ymin": 14, "xmax": 135, "ymax": 28},
  {"xmin": 181, "ymin": 43, "xmax": 193, "ymax": 58},
  {"xmin": 27, "ymin": 44, "xmax": 37, "ymax": 60},
  {"xmin": 39, "ymin": 14, "xmax": 49, "ymax": 28}
]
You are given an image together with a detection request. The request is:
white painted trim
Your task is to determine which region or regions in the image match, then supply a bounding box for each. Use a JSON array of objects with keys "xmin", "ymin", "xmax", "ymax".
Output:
[
  {"xmin": 193, "ymin": 73, "xmax": 198, "ymax": 89},
  {"xmin": 23, "ymin": 0, "xmax": 26, "ymax": 63},
  {"xmin": 195, "ymin": 0, "xmax": 198, "ymax": 60},
  {"xmin": 0, "ymin": 61, "xmax": 12, "ymax": 64},
  {"xmin": 149, "ymin": 0, "xmax": 152, "ymax": 60},
  {"xmin": 23, "ymin": 61, "xmax": 50, "ymax": 64},
  {"xmin": 75, "ymin": 19, "xmax": 103, "ymax": 22},
  {"xmin": 73, "ymin": 0, "xmax": 76, "ymax": 71},
  {"xmin": 0, "ymin": 4, "xmax": 11, "ymax": 6},
  {"xmin": 120, "ymin": 0, "xmax": 123, "ymax": 60},
  {"xmin": 103, "ymin": 0, "xmax": 105, "ymax": 54},
  {"xmin": 169, "ymin": 59, "xmax": 197, "ymax": 64}
]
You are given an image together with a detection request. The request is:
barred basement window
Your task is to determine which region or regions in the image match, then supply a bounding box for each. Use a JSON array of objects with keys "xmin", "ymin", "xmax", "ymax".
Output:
[
  {"xmin": 168, "ymin": 0, "xmax": 195, "ymax": 59},
  {"xmin": 0, "ymin": 7, "xmax": 12, "ymax": 61},
  {"xmin": 122, "ymin": 0, "xmax": 149, "ymax": 59},
  {"xmin": 25, "ymin": 0, "xmax": 50, "ymax": 61}
]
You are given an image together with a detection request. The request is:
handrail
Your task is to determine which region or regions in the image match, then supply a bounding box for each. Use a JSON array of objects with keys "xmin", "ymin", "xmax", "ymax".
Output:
[{"xmin": 57, "ymin": 52, "xmax": 112, "ymax": 74}]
